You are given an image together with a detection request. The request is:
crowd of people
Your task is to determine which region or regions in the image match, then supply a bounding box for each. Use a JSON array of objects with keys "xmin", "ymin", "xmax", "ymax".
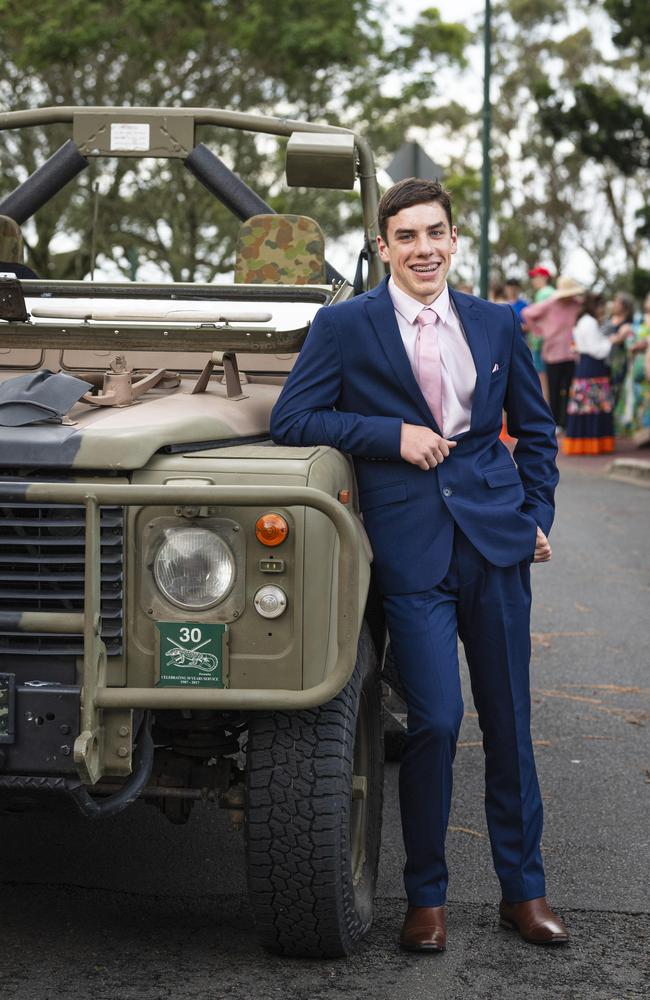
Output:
[{"xmin": 489, "ymin": 269, "xmax": 650, "ymax": 455}]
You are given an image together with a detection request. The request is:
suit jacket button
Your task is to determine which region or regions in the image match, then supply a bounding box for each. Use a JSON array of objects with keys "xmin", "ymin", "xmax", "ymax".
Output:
[{"xmin": 442, "ymin": 487, "xmax": 453, "ymax": 497}]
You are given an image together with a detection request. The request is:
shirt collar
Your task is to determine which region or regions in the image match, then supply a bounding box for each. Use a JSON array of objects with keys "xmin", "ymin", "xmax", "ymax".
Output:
[{"xmin": 388, "ymin": 277, "xmax": 451, "ymax": 325}]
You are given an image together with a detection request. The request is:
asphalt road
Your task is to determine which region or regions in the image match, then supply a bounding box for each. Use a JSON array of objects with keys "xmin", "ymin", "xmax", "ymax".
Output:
[{"xmin": 1, "ymin": 461, "xmax": 648, "ymax": 1000}]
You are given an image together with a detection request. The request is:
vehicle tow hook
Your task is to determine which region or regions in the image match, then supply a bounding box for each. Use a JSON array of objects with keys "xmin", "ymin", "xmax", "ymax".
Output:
[{"xmin": 68, "ymin": 711, "xmax": 154, "ymax": 819}]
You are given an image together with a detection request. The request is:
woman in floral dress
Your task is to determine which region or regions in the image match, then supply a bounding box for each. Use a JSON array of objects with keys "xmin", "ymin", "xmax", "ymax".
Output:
[{"xmin": 563, "ymin": 294, "xmax": 616, "ymax": 455}]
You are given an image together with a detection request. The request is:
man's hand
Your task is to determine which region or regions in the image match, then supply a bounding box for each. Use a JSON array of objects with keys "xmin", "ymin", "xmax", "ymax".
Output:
[
  {"xmin": 533, "ymin": 526, "xmax": 552, "ymax": 563},
  {"xmin": 400, "ymin": 423, "xmax": 457, "ymax": 470}
]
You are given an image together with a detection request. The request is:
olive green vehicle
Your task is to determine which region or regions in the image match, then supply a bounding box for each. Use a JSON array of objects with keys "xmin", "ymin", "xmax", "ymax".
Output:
[{"xmin": 0, "ymin": 106, "xmax": 390, "ymax": 958}]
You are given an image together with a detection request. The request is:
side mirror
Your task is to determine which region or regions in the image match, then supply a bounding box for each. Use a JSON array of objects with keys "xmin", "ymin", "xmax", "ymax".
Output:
[{"xmin": 285, "ymin": 132, "xmax": 357, "ymax": 190}]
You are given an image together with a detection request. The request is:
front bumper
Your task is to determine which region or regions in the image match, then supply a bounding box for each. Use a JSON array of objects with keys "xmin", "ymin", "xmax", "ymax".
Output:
[{"xmin": 0, "ymin": 481, "xmax": 362, "ymax": 783}]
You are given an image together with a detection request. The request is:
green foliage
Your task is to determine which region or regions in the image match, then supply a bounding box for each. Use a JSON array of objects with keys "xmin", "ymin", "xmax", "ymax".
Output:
[
  {"xmin": 495, "ymin": 0, "xmax": 567, "ymax": 30},
  {"xmin": 398, "ymin": 8, "xmax": 470, "ymax": 66},
  {"xmin": 637, "ymin": 207, "xmax": 650, "ymax": 241},
  {"xmin": 482, "ymin": 0, "xmax": 649, "ymax": 291},
  {"xmin": 0, "ymin": 0, "xmax": 469, "ymax": 280},
  {"xmin": 603, "ymin": 0, "xmax": 650, "ymax": 54},
  {"xmin": 2, "ymin": 0, "xmax": 646, "ymax": 292},
  {"xmin": 538, "ymin": 82, "xmax": 650, "ymax": 175},
  {"xmin": 631, "ymin": 267, "xmax": 650, "ymax": 301}
]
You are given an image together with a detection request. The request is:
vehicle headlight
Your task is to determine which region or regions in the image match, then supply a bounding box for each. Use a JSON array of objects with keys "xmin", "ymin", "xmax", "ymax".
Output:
[{"xmin": 153, "ymin": 528, "xmax": 235, "ymax": 610}]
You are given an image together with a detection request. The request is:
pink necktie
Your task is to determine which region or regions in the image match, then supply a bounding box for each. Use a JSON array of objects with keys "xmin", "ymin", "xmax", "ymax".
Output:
[{"xmin": 415, "ymin": 307, "xmax": 444, "ymax": 432}]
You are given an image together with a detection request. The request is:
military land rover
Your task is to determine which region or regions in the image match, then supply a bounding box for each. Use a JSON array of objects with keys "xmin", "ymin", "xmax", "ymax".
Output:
[{"xmin": 0, "ymin": 106, "xmax": 389, "ymax": 958}]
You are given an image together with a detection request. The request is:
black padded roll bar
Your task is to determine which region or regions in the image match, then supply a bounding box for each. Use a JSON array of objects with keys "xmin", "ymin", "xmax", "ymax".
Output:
[
  {"xmin": 185, "ymin": 143, "xmax": 271, "ymax": 220},
  {"xmin": 0, "ymin": 140, "xmax": 89, "ymax": 225},
  {"xmin": 184, "ymin": 143, "xmax": 344, "ymax": 285}
]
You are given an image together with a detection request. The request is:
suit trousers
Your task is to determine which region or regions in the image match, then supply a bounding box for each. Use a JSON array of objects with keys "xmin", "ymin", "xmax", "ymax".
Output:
[{"xmin": 383, "ymin": 526, "xmax": 546, "ymax": 907}]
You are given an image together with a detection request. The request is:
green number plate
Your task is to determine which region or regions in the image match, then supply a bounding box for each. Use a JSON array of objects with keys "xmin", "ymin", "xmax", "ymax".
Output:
[{"xmin": 156, "ymin": 622, "xmax": 226, "ymax": 688}]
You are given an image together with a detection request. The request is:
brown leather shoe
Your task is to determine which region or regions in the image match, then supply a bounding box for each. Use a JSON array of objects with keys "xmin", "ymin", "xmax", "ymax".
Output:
[
  {"xmin": 400, "ymin": 905, "xmax": 446, "ymax": 952},
  {"xmin": 499, "ymin": 897, "xmax": 569, "ymax": 945}
]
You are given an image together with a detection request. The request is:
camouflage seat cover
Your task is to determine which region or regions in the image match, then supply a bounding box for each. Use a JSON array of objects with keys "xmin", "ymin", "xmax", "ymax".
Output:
[
  {"xmin": 0, "ymin": 216, "xmax": 24, "ymax": 263},
  {"xmin": 235, "ymin": 214, "xmax": 327, "ymax": 285}
]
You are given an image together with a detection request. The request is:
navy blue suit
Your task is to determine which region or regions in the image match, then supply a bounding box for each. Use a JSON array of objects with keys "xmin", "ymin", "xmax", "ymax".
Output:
[{"xmin": 271, "ymin": 278, "xmax": 558, "ymax": 906}]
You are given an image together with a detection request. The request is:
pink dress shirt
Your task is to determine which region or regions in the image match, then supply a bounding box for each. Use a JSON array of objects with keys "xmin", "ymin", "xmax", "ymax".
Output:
[
  {"xmin": 521, "ymin": 297, "xmax": 582, "ymax": 363},
  {"xmin": 388, "ymin": 278, "xmax": 476, "ymax": 437}
]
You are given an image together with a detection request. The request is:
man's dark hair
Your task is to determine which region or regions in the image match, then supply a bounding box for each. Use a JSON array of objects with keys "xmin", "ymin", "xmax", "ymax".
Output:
[
  {"xmin": 578, "ymin": 292, "xmax": 603, "ymax": 319},
  {"xmin": 377, "ymin": 177, "xmax": 453, "ymax": 242},
  {"xmin": 505, "ymin": 277, "xmax": 522, "ymax": 288}
]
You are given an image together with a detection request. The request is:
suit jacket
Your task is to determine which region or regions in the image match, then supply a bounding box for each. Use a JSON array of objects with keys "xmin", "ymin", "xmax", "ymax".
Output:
[{"xmin": 270, "ymin": 277, "xmax": 559, "ymax": 595}]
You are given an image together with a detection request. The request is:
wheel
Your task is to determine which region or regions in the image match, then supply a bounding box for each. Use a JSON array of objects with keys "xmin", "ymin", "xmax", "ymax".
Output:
[{"xmin": 245, "ymin": 622, "xmax": 383, "ymax": 957}]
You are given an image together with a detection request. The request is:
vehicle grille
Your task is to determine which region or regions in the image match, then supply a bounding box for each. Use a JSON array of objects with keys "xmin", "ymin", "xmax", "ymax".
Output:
[{"xmin": 0, "ymin": 503, "xmax": 124, "ymax": 657}]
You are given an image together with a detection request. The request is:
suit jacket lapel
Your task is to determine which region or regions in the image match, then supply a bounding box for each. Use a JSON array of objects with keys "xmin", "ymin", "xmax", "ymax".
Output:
[
  {"xmin": 450, "ymin": 289, "xmax": 490, "ymax": 432},
  {"xmin": 365, "ymin": 279, "xmax": 437, "ymax": 429}
]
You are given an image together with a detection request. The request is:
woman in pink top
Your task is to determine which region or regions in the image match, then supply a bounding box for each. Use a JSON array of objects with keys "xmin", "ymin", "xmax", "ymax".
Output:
[{"xmin": 521, "ymin": 276, "xmax": 585, "ymax": 429}]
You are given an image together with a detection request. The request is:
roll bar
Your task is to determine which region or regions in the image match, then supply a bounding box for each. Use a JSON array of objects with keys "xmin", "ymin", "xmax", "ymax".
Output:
[{"xmin": 0, "ymin": 106, "xmax": 384, "ymax": 286}]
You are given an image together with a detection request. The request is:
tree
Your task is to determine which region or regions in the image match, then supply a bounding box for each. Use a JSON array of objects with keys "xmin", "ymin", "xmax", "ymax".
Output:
[
  {"xmin": 603, "ymin": 0, "xmax": 650, "ymax": 55},
  {"xmin": 477, "ymin": 0, "xmax": 650, "ymax": 292},
  {"xmin": 0, "ymin": 0, "xmax": 470, "ymax": 281}
]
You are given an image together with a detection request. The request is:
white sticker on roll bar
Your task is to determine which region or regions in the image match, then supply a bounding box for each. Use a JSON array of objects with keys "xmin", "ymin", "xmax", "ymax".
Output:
[{"xmin": 110, "ymin": 123, "xmax": 150, "ymax": 151}]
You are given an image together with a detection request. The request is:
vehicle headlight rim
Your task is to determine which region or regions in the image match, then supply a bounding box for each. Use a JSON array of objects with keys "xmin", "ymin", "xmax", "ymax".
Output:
[{"xmin": 153, "ymin": 526, "xmax": 236, "ymax": 611}]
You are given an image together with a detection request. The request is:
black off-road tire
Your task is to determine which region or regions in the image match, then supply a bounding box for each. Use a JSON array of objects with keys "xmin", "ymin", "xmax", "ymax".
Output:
[{"xmin": 245, "ymin": 622, "xmax": 383, "ymax": 958}]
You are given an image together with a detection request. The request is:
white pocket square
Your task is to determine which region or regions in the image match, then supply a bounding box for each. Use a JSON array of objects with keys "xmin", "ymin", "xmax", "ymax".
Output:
[{"xmin": 491, "ymin": 362, "xmax": 500, "ymax": 373}]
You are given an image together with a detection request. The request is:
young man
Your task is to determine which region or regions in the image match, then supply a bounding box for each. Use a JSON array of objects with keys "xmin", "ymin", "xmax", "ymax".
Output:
[{"xmin": 270, "ymin": 178, "xmax": 568, "ymax": 952}]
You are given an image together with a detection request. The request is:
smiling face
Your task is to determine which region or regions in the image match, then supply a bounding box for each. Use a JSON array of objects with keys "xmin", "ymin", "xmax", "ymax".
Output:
[{"xmin": 376, "ymin": 201, "xmax": 457, "ymax": 304}]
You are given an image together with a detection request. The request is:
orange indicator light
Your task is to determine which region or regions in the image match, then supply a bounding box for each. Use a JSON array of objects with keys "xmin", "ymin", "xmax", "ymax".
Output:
[{"xmin": 255, "ymin": 512, "xmax": 289, "ymax": 547}]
